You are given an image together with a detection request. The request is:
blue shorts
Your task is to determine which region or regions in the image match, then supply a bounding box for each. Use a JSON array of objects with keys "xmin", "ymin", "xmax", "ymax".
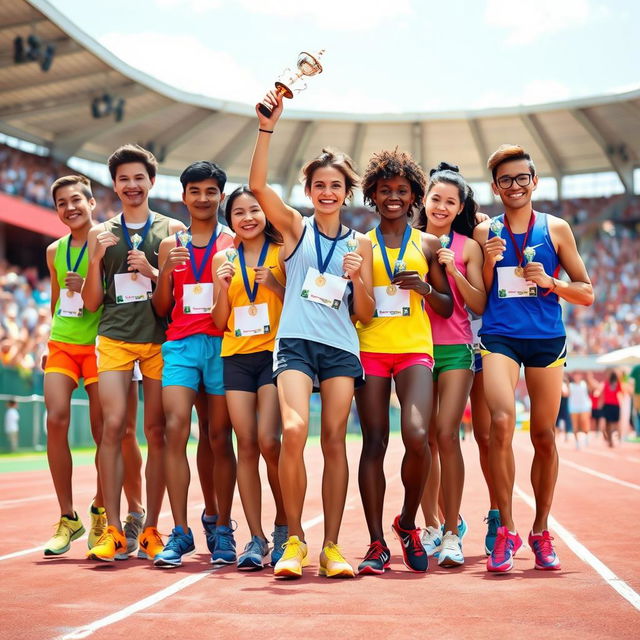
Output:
[
  {"xmin": 223, "ymin": 351, "xmax": 274, "ymax": 393},
  {"xmin": 479, "ymin": 335, "xmax": 566, "ymax": 368},
  {"xmin": 161, "ymin": 334, "xmax": 224, "ymax": 395},
  {"xmin": 474, "ymin": 352, "xmax": 482, "ymax": 373}
]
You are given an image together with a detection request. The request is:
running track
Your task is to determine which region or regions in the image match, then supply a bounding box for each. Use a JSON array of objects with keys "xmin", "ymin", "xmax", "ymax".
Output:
[{"xmin": 1, "ymin": 432, "xmax": 638, "ymax": 640}]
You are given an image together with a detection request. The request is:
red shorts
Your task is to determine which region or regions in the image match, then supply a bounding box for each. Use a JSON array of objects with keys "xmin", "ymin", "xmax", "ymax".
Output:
[{"xmin": 360, "ymin": 351, "xmax": 434, "ymax": 378}]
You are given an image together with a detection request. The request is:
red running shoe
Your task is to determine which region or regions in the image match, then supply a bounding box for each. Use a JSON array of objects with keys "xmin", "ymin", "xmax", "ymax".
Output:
[{"xmin": 391, "ymin": 515, "xmax": 428, "ymax": 572}]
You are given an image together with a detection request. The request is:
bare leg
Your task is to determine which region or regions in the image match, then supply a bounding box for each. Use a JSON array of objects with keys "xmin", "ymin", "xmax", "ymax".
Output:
[
  {"xmin": 470, "ymin": 371, "xmax": 497, "ymax": 509},
  {"xmin": 207, "ymin": 394, "xmax": 235, "ymax": 527},
  {"xmin": 122, "ymin": 380, "xmax": 143, "ymax": 514},
  {"xmin": 84, "ymin": 382, "xmax": 104, "ymax": 508},
  {"xmin": 420, "ymin": 381, "xmax": 440, "ymax": 529},
  {"xmin": 194, "ymin": 391, "xmax": 218, "ymax": 516}
]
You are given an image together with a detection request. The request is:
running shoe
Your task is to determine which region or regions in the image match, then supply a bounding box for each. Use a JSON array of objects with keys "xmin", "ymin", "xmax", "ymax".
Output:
[
  {"xmin": 154, "ymin": 526, "xmax": 195, "ymax": 568},
  {"xmin": 237, "ymin": 536, "xmax": 270, "ymax": 570},
  {"xmin": 87, "ymin": 525, "xmax": 127, "ymax": 562},
  {"xmin": 391, "ymin": 514, "xmax": 428, "ymax": 572},
  {"xmin": 44, "ymin": 514, "xmax": 85, "ymax": 556},
  {"xmin": 88, "ymin": 505, "xmax": 107, "ymax": 549},
  {"xmin": 420, "ymin": 525, "xmax": 443, "ymax": 557},
  {"xmin": 357, "ymin": 540, "xmax": 391, "ymax": 575},
  {"xmin": 211, "ymin": 523, "xmax": 236, "ymax": 565},
  {"xmin": 484, "ymin": 509, "xmax": 501, "ymax": 555},
  {"xmin": 319, "ymin": 542, "xmax": 355, "ymax": 578},
  {"xmin": 138, "ymin": 526, "xmax": 164, "ymax": 560},
  {"xmin": 438, "ymin": 530, "xmax": 464, "ymax": 568},
  {"xmin": 458, "ymin": 514, "xmax": 468, "ymax": 540},
  {"xmin": 273, "ymin": 535, "xmax": 309, "ymax": 578},
  {"xmin": 528, "ymin": 530, "xmax": 561, "ymax": 571},
  {"xmin": 270, "ymin": 524, "xmax": 288, "ymax": 566},
  {"xmin": 201, "ymin": 511, "xmax": 218, "ymax": 554},
  {"xmin": 486, "ymin": 526, "xmax": 522, "ymax": 573},
  {"xmin": 123, "ymin": 510, "xmax": 145, "ymax": 555}
]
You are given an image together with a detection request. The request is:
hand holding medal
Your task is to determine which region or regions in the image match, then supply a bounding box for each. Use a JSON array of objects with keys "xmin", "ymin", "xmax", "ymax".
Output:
[
  {"xmin": 342, "ymin": 235, "xmax": 360, "ymax": 279},
  {"xmin": 488, "ymin": 218, "xmax": 506, "ymax": 262},
  {"xmin": 129, "ymin": 233, "xmax": 142, "ymax": 280}
]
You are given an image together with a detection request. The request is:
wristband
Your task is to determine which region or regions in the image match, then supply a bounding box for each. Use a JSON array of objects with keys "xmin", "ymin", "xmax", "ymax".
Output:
[
  {"xmin": 422, "ymin": 282, "xmax": 433, "ymax": 297},
  {"xmin": 259, "ymin": 128, "xmax": 274, "ymax": 134}
]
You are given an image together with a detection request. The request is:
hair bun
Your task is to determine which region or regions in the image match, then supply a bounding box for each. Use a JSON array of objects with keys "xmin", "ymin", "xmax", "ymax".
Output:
[{"xmin": 437, "ymin": 161, "xmax": 459, "ymax": 173}]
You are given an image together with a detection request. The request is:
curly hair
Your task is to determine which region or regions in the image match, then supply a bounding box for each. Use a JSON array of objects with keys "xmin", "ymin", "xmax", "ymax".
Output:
[{"xmin": 361, "ymin": 149, "xmax": 427, "ymax": 216}]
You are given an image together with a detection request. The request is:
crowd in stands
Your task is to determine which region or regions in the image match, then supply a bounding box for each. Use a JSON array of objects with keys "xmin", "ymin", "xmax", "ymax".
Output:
[{"xmin": 1, "ymin": 144, "xmax": 639, "ymax": 372}]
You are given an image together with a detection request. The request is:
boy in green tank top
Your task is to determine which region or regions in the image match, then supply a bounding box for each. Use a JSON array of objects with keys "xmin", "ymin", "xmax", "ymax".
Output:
[
  {"xmin": 83, "ymin": 145, "xmax": 184, "ymax": 561},
  {"xmin": 43, "ymin": 175, "xmax": 144, "ymax": 558}
]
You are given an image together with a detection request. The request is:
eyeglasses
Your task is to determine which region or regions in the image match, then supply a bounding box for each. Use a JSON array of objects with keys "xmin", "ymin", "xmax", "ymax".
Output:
[{"xmin": 495, "ymin": 173, "xmax": 533, "ymax": 189}]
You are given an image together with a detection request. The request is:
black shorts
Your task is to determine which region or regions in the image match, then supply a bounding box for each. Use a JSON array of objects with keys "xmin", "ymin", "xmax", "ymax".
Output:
[
  {"xmin": 274, "ymin": 337, "xmax": 364, "ymax": 387},
  {"xmin": 602, "ymin": 404, "xmax": 620, "ymax": 423},
  {"xmin": 223, "ymin": 351, "xmax": 274, "ymax": 393},
  {"xmin": 480, "ymin": 335, "xmax": 567, "ymax": 368}
]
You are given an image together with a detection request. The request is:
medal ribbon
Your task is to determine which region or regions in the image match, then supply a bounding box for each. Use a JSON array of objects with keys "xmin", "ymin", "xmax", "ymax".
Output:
[
  {"xmin": 188, "ymin": 226, "xmax": 218, "ymax": 283},
  {"xmin": 375, "ymin": 224, "xmax": 411, "ymax": 283},
  {"xmin": 503, "ymin": 211, "xmax": 536, "ymax": 267},
  {"xmin": 121, "ymin": 213, "xmax": 152, "ymax": 250},
  {"xmin": 66, "ymin": 236, "xmax": 87, "ymax": 273},
  {"xmin": 313, "ymin": 218, "xmax": 341, "ymax": 275},
  {"xmin": 239, "ymin": 240, "xmax": 270, "ymax": 304}
]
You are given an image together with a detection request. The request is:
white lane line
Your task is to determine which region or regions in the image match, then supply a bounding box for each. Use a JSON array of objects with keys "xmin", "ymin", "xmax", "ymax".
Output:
[
  {"xmin": 561, "ymin": 458, "xmax": 640, "ymax": 491},
  {"xmin": 0, "ymin": 488, "xmax": 93, "ymax": 508},
  {"xmin": 514, "ymin": 484, "xmax": 640, "ymax": 611},
  {"xmin": 573, "ymin": 448, "xmax": 640, "ymax": 464}
]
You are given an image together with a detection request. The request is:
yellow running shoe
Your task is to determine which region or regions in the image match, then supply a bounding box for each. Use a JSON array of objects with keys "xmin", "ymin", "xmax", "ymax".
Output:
[
  {"xmin": 138, "ymin": 526, "xmax": 165, "ymax": 560},
  {"xmin": 319, "ymin": 542, "xmax": 355, "ymax": 578},
  {"xmin": 44, "ymin": 514, "xmax": 85, "ymax": 556},
  {"xmin": 87, "ymin": 525, "xmax": 127, "ymax": 562},
  {"xmin": 88, "ymin": 505, "xmax": 107, "ymax": 549},
  {"xmin": 273, "ymin": 535, "xmax": 309, "ymax": 578}
]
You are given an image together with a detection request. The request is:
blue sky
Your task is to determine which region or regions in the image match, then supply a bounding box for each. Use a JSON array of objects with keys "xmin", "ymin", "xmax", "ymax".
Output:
[{"xmin": 50, "ymin": 0, "xmax": 639, "ymax": 114}]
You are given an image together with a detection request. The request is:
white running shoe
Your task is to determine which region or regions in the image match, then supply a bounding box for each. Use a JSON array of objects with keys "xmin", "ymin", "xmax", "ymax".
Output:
[
  {"xmin": 438, "ymin": 530, "xmax": 464, "ymax": 567},
  {"xmin": 420, "ymin": 525, "xmax": 443, "ymax": 556}
]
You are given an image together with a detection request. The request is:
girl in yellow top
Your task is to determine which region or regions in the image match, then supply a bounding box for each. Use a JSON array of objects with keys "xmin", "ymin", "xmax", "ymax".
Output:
[
  {"xmin": 355, "ymin": 150, "xmax": 452, "ymax": 575},
  {"xmin": 211, "ymin": 186, "xmax": 287, "ymax": 570}
]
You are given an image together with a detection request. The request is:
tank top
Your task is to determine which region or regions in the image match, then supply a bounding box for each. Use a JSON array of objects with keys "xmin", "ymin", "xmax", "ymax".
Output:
[
  {"xmin": 99, "ymin": 212, "xmax": 173, "ymax": 344},
  {"xmin": 277, "ymin": 216, "xmax": 359, "ymax": 358},
  {"xmin": 356, "ymin": 226, "xmax": 432, "ymax": 355},
  {"xmin": 426, "ymin": 231, "xmax": 472, "ymax": 345},
  {"xmin": 166, "ymin": 224, "xmax": 234, "ymax": 342},
  {"xmin": 480, "ymin": 211, "xmax": 564, "ymax": 339},
  {"xmin": 50, "ymin": 234, "xmax": 101, "ymax": 345},
  {"xmin": 221, "ymin": 243, "xmax": 285, "ymax": 356}
]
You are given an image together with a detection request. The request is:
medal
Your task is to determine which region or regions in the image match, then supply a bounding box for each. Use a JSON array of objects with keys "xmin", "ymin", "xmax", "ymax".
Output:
[
  {"xmin": 248, "ymin": 304, "xmax": 258, "ymax": 317},
  {"xmin": 193, "ymin": 283, "xmax": 203, "ymax": 295},
  {"xmin": 375, "ymin": 224, "xmax": 411, "ymax": 290},
  {"xmin": 239, "ymin": 240, "xmax": 270, "ymax": 311},
  {"xmin": 130, "ymin": 272, "xmax": 137, "ymax": 281},
  {"xmin": 121, "ymin": 214, "xmax": 152, "ymax": 282},
  {"xmin": 65, "ymin": 236, "xmax": 88, "ymax": 289},
  {"xmin": 66, "ymin": 289, "xmax": 75, "ymax": 298},
  {"xmin": 514, "ymin": 266, "xmax": 524, "ymax": 278},
  {"xmin": 315, "ymin": 275, "xmax": 326, "ymax": 287},
  {"xmin": 386, "ymin": 284, "xmax": 397, "ymax": 296},
  {"xmin": 504, "ymin": 211, "xmax": 536, "ymax": 281},
  {"xmin": 187, "ymin": 226, "xmax": 218, "ymax": 297},
  {"xmin": 313, "ymin": 218, "xmax": 341, "ymax": 288}
]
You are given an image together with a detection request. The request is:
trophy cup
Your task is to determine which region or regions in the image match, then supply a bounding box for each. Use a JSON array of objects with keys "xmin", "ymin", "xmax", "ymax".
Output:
[
  {"xmin": 523, "ymin": 246, "xmax": 536, "ymax": 264},
  {"xmin": 258, "ymin": 50, "xmax": 326, "ymax": 117},
  {"xmin": 439, "ymin": 234, "xmax": 451, "ymax": 249},
  {"xmin": 177, "ymin": 230, "xmax": 191, "ymax": 247},
  {"xmin": 130, "ymin": 233, "xmax": 142, "ymax": 280},
  {"xmin": 225, "ymin": 247, "xmax": 238, "ymax": 263},
  {"xmin": 343, "ymin": 235, "xmax": 358, "ymax": 279},
  {"xmin": 489, "ymin": 218, "xmax": 504, "ymax": 261}
]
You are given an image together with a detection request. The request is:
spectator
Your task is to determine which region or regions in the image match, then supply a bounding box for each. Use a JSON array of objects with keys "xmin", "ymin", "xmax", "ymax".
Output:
[{"xmin": 4, "ymin": 399, "xmax": 20, "ymax": 452}]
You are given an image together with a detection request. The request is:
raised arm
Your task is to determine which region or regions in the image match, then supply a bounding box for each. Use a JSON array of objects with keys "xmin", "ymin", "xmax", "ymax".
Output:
[{"xmin": 82, "ymin": 224, "xmax": 112, "ymax": 312}]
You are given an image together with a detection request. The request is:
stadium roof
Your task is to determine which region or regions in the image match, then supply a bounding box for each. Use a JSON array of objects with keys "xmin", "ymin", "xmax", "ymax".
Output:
[{"xmin": 2, "ymin": 0, "xmax": 639, "ymax": 198}]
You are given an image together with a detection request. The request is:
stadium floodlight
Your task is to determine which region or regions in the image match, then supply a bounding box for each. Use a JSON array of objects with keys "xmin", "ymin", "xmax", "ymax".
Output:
[
  {"xmin": 13, "ymin": 36, "xmax": 25, "ymax": 64},
  {"xmin": 26, "ymin": 34, "xmax": 41, "ymax": 61},
  {"xmin": 41, "ymin": 44, "xmax": 55, "ymax": 72},
  {"xmin": 113, "ymin": 98, "xmax": 125, "ymax": 122}
]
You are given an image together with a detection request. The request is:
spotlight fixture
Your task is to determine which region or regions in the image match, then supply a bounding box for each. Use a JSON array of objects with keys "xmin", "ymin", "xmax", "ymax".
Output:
[
  {"xmin": 13, "ymin": 33, "xmax": 55, "ymax": 71},
  {"xmin": 90, "ymin": 93, "xmax": 126, "ymax": 121}
]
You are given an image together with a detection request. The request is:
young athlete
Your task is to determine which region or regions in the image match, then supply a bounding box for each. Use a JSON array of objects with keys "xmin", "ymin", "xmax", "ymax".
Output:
[
  {"xmin": 211, "ymin": 186, "xmax": 287, "ymax": 570},
  {"xmin": 82, "ymin": 144, "xmax": 184, "ymax": 561},
  {"xmin": 42, "ymin": 175, "xmax": 143, "ymax": 556},
  {"xmin": 415, "ymin": 163, "xmax": 485, "ymax": 567},
  {"xmin": 474, "ymin": 144, "xmax": 593, "ymax": 572},
  {"xmin": 355, "ymin": 150, "xmax": 452, "ymax": 575},
  {"xmin": 250, "ymin": 91, "xmax": 375, "ymax": 578},
  {"xmin": 152, "ymin": 161, "xmax": 237, "ymax": 568}
]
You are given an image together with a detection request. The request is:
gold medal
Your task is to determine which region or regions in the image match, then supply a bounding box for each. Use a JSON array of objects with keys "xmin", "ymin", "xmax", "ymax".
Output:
[
  {"xmin": 193, "ymin": 283, "xmax": 203, "ymax": 295},
  {"xmin": 386, "ymin": 284, "xmax": 397, "ymax": 296},
  {"xmin": 66, "ymin": 289, "xmax": 75, "ymax": 298},
  {"xmin": 131, "ymin": 272, "xmax": 138, "ymax": 281},
  {"xmin": 248, "ymin": 304, "xmax": 258, "ymax": 317},
  {"xmin": 514, "ymin": 266, "xmax": 524, "ymax": 278},
  {"xmin": 315, "ymin": 275, "xmax": 326, "ymax": 287}
]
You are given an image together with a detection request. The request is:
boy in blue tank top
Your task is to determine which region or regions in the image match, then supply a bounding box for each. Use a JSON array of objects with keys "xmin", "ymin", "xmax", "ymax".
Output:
[{"xmin": 473, "ymin": 145, "xmax": 593, "ymax": 573}]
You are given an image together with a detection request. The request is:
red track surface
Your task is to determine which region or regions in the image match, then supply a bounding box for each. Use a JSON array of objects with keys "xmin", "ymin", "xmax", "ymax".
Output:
[{"xmin": 1, "ymin": 432, "xmax": 638, "ymax": 640}]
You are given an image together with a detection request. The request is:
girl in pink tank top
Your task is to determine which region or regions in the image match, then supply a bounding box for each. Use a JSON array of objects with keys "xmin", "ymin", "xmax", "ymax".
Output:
[{"xmin": 414, "ymin": 162, "xmax": 486, "ymax": 568}]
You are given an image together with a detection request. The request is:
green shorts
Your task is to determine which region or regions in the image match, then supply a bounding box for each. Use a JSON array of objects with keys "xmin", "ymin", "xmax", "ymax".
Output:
[{"xmin": 432, "ymin": 344, "xmax": 474, "ymax": 381}]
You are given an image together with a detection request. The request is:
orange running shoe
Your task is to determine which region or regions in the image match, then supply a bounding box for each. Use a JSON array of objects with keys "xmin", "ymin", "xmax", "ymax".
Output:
[
  {"xmin": 138, "ymin": 527, "xmax": 164, "ymax": 559},
  {"xmin": 87, "ymin": 525, "xmax": 127, "ymax": 562}
]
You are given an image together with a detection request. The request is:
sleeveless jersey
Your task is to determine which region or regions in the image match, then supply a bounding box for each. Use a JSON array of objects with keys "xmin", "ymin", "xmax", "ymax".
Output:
[{"xmin": 356, "ymin": 226, "xmax": 433, "ymax": 355}]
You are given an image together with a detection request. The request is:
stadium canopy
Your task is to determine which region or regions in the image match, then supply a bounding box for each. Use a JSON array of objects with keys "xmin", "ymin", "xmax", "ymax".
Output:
[{"xmin": 2, "ymin": 0, "xmax": 639, "ymax": 199}]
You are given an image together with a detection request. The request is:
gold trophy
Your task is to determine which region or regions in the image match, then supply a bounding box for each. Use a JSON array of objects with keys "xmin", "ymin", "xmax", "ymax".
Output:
[
  {"xmin": 258, "ymin": 50, "xmax": 326, "ymax": 117},
  {"xmin": 130, "ymin": 233, "xmax": 142, "ymax": 280}
]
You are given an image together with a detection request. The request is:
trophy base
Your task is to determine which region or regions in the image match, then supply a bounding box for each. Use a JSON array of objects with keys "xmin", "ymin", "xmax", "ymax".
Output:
[{"xmin": 259, "ymin": 83, "xmax": 294, "ymax": 117}]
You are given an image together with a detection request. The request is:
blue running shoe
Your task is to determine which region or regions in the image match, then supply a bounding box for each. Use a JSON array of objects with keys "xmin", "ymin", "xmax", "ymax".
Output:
[
  {"xmin": 457, "ymin": 514, "xmax": 468, "ymax": 540},
  {"xmin": 270, "ymin": 524, "xmax": 288, "ymax": 566},
  {"xmin": 153, "ymin": 525, "xmax": 195, "ymax": 568},
  {"xmin": 484, "ymin": 509, "xmax": 501, "ymax": 555},
  {"xmin": 211, "ymin": 522, "xmax": 236, "ymax": 565},
  {"xmin": 237, "ymin": 536, "xmax": 270, "ymax": 570},
  {"xmin": 201, "ymin": 511, "xmax": 218, "ymax": 554}
]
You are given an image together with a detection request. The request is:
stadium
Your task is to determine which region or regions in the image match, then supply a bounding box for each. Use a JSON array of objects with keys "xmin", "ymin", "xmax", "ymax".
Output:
[{"xmin": 1, "ymin": 0, "xmax": 639, "ymax": 638}]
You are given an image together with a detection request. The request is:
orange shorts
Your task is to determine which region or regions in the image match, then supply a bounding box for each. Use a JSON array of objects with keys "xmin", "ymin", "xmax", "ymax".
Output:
[
  {"xmin": 44, "ymin": 340, "xmax": 98, "ymax": 386},
  {"xmin": 96, "ymin": 335, "xmax": 163, "ymax": 380}
]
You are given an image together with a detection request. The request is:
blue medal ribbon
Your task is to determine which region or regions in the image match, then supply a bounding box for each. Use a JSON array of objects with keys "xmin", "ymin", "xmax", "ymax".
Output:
[
  {"xmin": 187, "ymin": 226, "xmax": 218, "ymax": 283},
  {"xmin": 121, "ymin": 213, "xmax": 152, "ymax": 250},
  {"xmin": 66, "ymin": 236, "xmax": 87, "ymax": 273},
  {"xmin": 313, "ymin": 218, "xmax": 341, "ymax": 275},
  {"xmin": 375, "ymin": 224, "xmax": 411, "ymax": 282},
  {"xmin": 238, "ymin": 240, "xmax": 270, "ymax": 304}
]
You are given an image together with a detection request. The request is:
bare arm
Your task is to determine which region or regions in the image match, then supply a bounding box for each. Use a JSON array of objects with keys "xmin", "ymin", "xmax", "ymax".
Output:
[
  {"xmin": 422, "ymin": 234, "xmax": 453, "ymax": 318},
  {"xmin": 82, "ymin": 225, "xmax": 111, "ymax": 312},
  {"xmin": 46, "ymin": 242, "xmax": 60, "ymax": 317},
  {"xmin": 347, "ymin": 233, "xmax": 375, "ymax": 324},
  {"xmin": 210, "ymin": 252, "xmax": 233, "ymax": 331},
  {"xmin": 152, "ymin": 236, "xmax": 189, "ymax": 318},
  {"xmin": 473, "ymin": 220, "xmax": 504, "ymax": 293}
]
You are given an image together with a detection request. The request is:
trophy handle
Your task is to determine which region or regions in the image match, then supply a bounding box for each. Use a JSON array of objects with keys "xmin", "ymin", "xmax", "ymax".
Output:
[{"xmin": 258, "ymin": 83, "xmax": 293, "ymax": 117}]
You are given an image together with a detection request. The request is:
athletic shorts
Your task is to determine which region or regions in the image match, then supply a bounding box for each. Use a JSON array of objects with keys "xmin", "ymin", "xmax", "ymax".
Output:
[
  {"xmin": 274, "ymin": 337, "xmax": 364, "ymax": 387},
  {"xmin": 479, "ymin": 335, "xmax": 566, "ymax": 369},
  {"xmin": 96, "ymin": 335, "xmax": 163, "ymax": 380},
  {"xmin": 162, "ymin": 334, "xmax": 224, "ymax": 395},
  {"xmin": 360, "ymin": 351, "xmax": 434, "ymax": 378},
  {"xmin": 602, "ymin": 404, "xmax": 620, "ymax": 423},
  {"xmin": 44, "ymin": 340, "xmax": 98, "ymax": 386},
  {"xmin": 432, "ymin": 344, "xmax": 474, "ymax": 381},
  {"xmin": 474, "ymin": 352, "xmax": 483, "ymax": 373},
  {"xmin": 223, "ymin": 350, "xmax": 274, "ymax": 392}
]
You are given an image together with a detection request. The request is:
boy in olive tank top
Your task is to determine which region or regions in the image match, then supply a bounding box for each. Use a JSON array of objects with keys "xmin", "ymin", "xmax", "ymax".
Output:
[{"xmin": 83, "ymin": 145, "xmax": 184, "ymax": 561}]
